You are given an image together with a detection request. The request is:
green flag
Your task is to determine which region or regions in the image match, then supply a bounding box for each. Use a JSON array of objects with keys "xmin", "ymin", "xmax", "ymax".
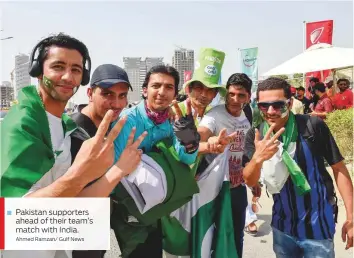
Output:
[
  {"xmin": 162, "ymin": 152, "xmax": 238, "ymax": 258},
  {"xmin": 1, "ymin": 86, "xmax": 77, "ymax": 197}
]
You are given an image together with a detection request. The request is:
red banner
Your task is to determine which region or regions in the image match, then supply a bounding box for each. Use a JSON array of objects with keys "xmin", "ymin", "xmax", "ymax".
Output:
[
  {"xmin": 305, "ymin": 20, "xmax": 333, "ymax": 95},
  {"xmin": 184, "ymin": 70, "xmax": 192, "ymax": 83},
  {"xmin": 306, "ymin": 20, "xmax": 333, "ymax": 49}
]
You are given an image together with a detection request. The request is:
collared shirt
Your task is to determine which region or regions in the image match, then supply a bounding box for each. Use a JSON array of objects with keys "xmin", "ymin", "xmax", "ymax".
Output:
[
  {"xmin": 112, "ymin": 101, "xmax": 197, "ymax": 165},
  {"xmin": 314, "ymin": 93, "xmax": 333, "ymax": 115},
  {"xmin": 333, "ymin": 89, "xmax": 353, "ymax": 110}
]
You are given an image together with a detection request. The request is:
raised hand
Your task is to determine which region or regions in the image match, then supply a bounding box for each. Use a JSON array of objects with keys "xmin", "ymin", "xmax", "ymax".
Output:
[
  {"xmin": 114, "ymin": 128, "xmax": 148, "ymax": 177},
  {"xmin": 207, "ymin": 128, "xmax": 237, "ymax": 154},
  {"xmin": 253, "ymin": 123, "xmax": 285, "ymax": 163},
  {"xmin": 172, "ymin": 98, "xmax": 200, "ymax": 154},
  {"xmin": 71, "ymin": 110, "xmax": 128, "ymax": 184}
]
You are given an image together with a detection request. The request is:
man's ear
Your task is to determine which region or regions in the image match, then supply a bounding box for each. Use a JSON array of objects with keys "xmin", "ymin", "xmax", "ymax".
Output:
[
  {"xmin": 289, "ymin": 97, "xmax": 294, "ymax": 109},
  {"xmin": 87, "ymin": 88, "xmax": 93, "ymax": 102}
]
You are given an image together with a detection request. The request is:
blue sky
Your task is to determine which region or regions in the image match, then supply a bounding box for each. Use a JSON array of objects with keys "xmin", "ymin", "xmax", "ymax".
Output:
[{"xmin": 1, "ymin": 1, "xmax": 353, "ymax": 104}]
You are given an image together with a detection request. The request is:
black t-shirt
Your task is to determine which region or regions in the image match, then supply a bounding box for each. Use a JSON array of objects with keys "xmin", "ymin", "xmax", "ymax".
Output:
[
  {"xmin": 297, "ymin": 96, "xmax": 312, "ymax": 114},
  {"xmin": 70, "ymin": 108, "xmax": 97, "ymax": 162}
]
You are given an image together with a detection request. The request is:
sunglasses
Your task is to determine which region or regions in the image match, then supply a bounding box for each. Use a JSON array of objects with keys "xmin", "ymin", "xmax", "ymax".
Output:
[{"xmin": 257, "ymin": 100, "xmax": 290, "ymax": 112}]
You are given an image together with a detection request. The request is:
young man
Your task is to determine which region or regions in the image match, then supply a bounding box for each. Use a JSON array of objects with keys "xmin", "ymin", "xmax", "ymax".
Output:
[
  {"xmin": 70, "ymin": 64, "xmax": 136, "ymax": 258},
  {"xmin": 333, "ymin": 78, "xmax": 353, "ymax": 110},
  {"xmin": 198, "ymin": 73, "xmax": 255, "ymax": 258},
  {"xmin": 290, "ymin": 87, "xmax": 304, "ymax": 115},
  {"xmin": 1, "ymin": 34, "xmax": 144, "ymax": 258},
  {"xmin": 111, "ymin": 65, "xmax": 200, "ymax": 258},
  {"xmin": 243, "ymin": 77, "xmax": 353, "ymax": 257},
  {"xmin": 311, "ymin": 82, "xmax": 334, "ymax": 119},
  {"xmin": 295, "ymin": 86, "xmax": 311, "ymax": 114}
]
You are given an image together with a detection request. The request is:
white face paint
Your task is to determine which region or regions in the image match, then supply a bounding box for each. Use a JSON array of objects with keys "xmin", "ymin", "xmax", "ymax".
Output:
[{"xmin": 280, "ymin": 108, "xmax": 289, "ymax": 118}]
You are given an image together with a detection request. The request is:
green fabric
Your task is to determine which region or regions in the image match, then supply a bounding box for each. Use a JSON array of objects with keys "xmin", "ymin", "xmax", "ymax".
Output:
[
  {"xmin": 1, "ymin": 85, "xmax": 77, "ymax": 197},
  {"xmin": 180, "ymin": 48, "xmax": 227, "ymax": 97},
  {"xmin": 111, "ymin": 138, "xmax": 199, "ymax": 257},
  {"xmin": 262, "ymin": 112, "xmax": 311, "ymax": 196},
  {"xmin": 161, "ymin": 164, "xmax": 238, "ymax": 258},
  {"xmin": 1, "ymin": 86, "xmax": 54, "ymax": 197}
]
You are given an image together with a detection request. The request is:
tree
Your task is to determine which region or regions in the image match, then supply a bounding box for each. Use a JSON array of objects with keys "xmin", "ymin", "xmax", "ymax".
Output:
[
  {"xmin": 273, "ymin": 74, "xmax": 289, "ymax": 80},
  {"xmin": 291, "ymin": 73, "xmax": 304, "ymax": 88}
]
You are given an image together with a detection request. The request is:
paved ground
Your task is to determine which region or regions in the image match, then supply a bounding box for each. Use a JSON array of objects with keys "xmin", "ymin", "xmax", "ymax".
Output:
[{"xmin": 105, "ymin": 164, "xmax": 354, "ymax": 258}]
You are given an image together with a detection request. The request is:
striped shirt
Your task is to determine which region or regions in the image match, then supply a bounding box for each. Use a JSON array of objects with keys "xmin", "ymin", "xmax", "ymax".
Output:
[{"xmin": 244, "ymin": 115, "xmax": 343, "ymax": 240}]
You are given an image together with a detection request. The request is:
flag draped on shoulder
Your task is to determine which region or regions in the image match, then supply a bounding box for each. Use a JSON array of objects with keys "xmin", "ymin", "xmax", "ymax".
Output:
[
  {"xmin": 162, "ymin": 152, "xmax": 238, "ymax": 258},
  {"xmin": 0, "ymin": 86, "xmax": 76, "ymax": 197}
]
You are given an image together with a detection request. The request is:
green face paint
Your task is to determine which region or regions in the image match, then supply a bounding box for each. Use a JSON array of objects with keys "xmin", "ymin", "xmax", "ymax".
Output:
[{"xmin": 43, "ymin": 76, "xmax": 54, "ymax": 90}]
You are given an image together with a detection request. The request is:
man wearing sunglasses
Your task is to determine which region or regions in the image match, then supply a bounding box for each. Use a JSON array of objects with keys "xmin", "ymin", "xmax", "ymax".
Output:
[
  {"xmin": 333, "ymin": 78, "xmax": 353, "ymax": 110},
  {"xmin": 243, "ymin": 77, "xmax": 353, "ymax": 257}
]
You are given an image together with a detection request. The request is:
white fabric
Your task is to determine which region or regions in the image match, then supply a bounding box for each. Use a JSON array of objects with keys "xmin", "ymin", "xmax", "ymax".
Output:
[
  {"xmin": 121, "ymin": 154, "xmax": 167, "ymax": 214},
  {"xmin": 261, "ymin": 142, "xmax": 296, "ymax": 194},
  {"xmin": 26, "ymin": 112, "xmax": 72, "ymax": 195},
  {"xmin": 4, "ymin": 112, "xmax": 75, "ymax": 258},
  {"xmin": 245, "ymin": 204, "xmax": 258, "ymax": 227},
  {"xmin": 199, "ymin": 105, "xmax": 251, "ymax": 188},
  {"xmin": 263, "ymin": 43, "xmax": 354, "ymax": 76}
]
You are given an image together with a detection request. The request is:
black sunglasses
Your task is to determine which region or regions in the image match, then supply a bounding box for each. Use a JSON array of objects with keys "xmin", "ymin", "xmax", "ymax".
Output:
[{"xmin": 257, "ymin": 100, "xmax": 290, "ymax": 112}]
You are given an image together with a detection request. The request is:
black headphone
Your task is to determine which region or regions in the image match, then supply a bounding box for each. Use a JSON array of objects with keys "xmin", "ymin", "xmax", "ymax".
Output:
[{"xmin": 28, "ymin": 36, "xmax": 91, "ymax": 86}]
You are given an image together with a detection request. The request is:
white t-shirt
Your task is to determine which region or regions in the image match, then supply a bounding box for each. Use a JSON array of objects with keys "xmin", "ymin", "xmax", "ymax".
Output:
[{"xmin": 199, "ymin": 105, "xmax": 251, "ymax": 188}]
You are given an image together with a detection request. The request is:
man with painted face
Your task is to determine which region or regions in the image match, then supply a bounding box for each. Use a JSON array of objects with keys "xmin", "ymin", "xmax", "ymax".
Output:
[
  {"xmin": 243, "ymin": 77, "xmax": 353, "ymax": 257},
  {"xmin": 1, "ymin": 34, "xmax": 144, "ymax": 258},
  {"xmin": 111, "ymin": 65, "xmax": 199, "ymax": 258},
  {"xmin": 198, "ymin": 73, "xmax": 255, "ymax": 258},
  {"xmin": 333, "ymin": 78, "xmax": 353, "ymax": 110}
]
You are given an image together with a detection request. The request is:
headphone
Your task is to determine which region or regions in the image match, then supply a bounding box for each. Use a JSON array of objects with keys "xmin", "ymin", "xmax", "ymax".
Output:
[{"xmin": 28, "ymin": 36, "xmax": 91, "ymax": 86}]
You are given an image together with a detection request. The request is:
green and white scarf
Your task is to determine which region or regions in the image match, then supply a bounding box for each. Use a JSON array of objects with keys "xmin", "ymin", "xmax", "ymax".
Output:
[{"xmin": 263, "ymin": 112, "xmax": 311, "ymax": 196}]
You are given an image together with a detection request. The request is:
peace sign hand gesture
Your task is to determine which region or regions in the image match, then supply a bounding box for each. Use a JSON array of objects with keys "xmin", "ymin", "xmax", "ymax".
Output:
[
  {"xmin": 114, "ymin": 128, "xmax": 148, "ymax": 177},
  {"xmin": 172, "ymin": 98, "xmax": 200, "ymax": 154},
  {"xmin": 207, "ymin": 128, "xmax": 238, "ymax": 154},
  {"xmin": 253, "ymin": 123, "xmax": 285, "ymax": 164},
  {"xmin": 71, "ymin": 110, "xmax": 129, "ymax": 184}
]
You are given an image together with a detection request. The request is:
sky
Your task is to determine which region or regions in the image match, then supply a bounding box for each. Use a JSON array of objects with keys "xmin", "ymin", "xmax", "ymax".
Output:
[{"xmin": 0, "ymin": 0, "xmax": 353, "ymax": 104}]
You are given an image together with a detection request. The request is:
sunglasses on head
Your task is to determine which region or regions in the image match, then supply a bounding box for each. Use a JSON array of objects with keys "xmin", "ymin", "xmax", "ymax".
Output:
[{"xmin": 257, "ymin": 99, "xmax": 290, "ymax": 112}]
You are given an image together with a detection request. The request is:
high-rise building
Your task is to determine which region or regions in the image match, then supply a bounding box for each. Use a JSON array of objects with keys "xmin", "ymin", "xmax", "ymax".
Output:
[
  {"xmin": 0, "ymin": 81, "xmax": 14, "ymax": 108},
  {"xmin": 172, "ymin": 48, "xmax": 194, "ymax": 90},
  {"xmin": 123, "ymin": 57, "xmax": 164, "ymax": 103},
  {"xmin": 15, "ymin": 54, "xmax": 31, "ymax": 99}
]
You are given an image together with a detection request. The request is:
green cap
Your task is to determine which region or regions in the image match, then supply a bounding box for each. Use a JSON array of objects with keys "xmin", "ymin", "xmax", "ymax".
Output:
[{"xmin": 182, "ymin": 48, "xmax": 226, "ymax": 97}]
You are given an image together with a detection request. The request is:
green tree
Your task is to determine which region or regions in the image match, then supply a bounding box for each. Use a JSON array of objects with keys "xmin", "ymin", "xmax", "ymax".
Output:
[
  {"xmin": 273, "ymin": 74, "xmax": 289, "ymax": 80},
  {"xmin": 291, "ymin": 73, "xmax": 304, "ymax": 88}
]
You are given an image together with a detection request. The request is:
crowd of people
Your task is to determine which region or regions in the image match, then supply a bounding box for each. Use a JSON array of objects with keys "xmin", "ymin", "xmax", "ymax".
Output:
[
  {"xmin": 290, "ymin": 76, "xmax": 353, "ymax": 117},
  {"xmin": 1, "ymin": 33, "xmax": 353, "ymax": 258}
]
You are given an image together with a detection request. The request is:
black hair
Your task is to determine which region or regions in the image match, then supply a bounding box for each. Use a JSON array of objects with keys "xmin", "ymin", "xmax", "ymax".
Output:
[
  {"xmin": 38, "ymin": 33, "xmax": 89, "ymax": 68},
  {"xmin": 142, "ymin": 65, "xmax": 180, "ymax": 95},
  {"xmin": 256, "ymin": 77, "xmax": 291, "ymax": 100},
  {"xmin": 309, "ymin": 77, "xmax": 320, "ymax": 83},
  {"xmin": 297, "ymin": 86, "xmax": 305, "ymax": 91},
  {"xmin": 226, "ymin": 73, "xmax": 252, "ymax": 95},
  {"xmin": 337, "ymin": 78, "xmax": 350, "ymax": 86},
  {"xmin": 313, "ymin": 82, "xmax": 326, "ymax": 93},
  {"xmin": 326, "ymin": 80, "xmax": 333, "ymax": 89}
]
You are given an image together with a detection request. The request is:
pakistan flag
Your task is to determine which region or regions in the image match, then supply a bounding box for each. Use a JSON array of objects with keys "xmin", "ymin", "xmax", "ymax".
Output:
[
  {"xmin": 162, "ymin": 152, "xmax": 238, "ymax": 258},
  {"xmin": 0, "ymin": 86, "xmax": 77, "ymax": 197}
]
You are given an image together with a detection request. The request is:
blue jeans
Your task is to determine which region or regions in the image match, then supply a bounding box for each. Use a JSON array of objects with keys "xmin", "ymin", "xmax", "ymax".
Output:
[
  {"xmin": 272, "ymin": 227, "xmax": 335, "ymax": 258},
  {"xmin": 230, "ymin": 185, "xmax": 248, "ymax": 258}
]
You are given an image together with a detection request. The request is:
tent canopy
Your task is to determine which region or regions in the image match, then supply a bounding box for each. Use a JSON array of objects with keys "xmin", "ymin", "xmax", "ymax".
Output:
[{"xmin": 263, "ymin": 43, "xmax": 354, "ymax": 76}]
